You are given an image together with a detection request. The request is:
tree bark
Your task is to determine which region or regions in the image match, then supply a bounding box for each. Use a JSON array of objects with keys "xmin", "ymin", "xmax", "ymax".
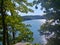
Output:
[
  {"xmin": 13, "ymin": 31, "xmax": 15, "ymax": 44},
  {"xmin": 1, "ymin": 0, "xmax": 9, "ymax": 45},
  {"xmin": 1, "ymin": 0, "xmax": 6, "ymax": 45}
]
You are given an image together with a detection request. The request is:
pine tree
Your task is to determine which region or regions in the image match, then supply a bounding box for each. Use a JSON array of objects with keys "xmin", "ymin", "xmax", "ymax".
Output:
[
  {"xmin": 0, "ymin": 0, "xmax": 34, "ymax": 45},
  {"xmin": 33, "ymin": 0, "xmax": 60, "ymax": 45}
]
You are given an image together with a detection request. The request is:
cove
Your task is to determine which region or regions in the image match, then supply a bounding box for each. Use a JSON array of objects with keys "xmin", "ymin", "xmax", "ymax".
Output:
[{"xmin": 23, "ymin": 19, "xmax": 46, "ymax": 44}]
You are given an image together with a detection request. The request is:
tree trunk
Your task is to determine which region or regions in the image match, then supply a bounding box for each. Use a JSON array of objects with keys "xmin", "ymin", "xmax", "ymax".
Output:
[
  {"xmin": 11, "ymin": 12, "xmax": 16, "ymax": 44},
  {"xmin": 12, "ymin": 30, "xmax": 15, "ymax": 44},
  {"xmin": 1, "ymin": 0, "xmax": 6, "ymax": 45},
  {"xmin": 1, "ymin": 0, "xmax": 9, "ymax": 45}
]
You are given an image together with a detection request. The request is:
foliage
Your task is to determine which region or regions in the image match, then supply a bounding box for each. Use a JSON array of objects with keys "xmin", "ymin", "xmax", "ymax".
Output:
[
  {"xmin": 0, "ymin": 0, "xmax": 34, "ymax": 45},
  {"xmin": 34, "ymin": 43, "xmax": 40, "ymax": 45},
  {"xmin": 33, "ymin": 0, "xmax": 60, "ymax": 45}
]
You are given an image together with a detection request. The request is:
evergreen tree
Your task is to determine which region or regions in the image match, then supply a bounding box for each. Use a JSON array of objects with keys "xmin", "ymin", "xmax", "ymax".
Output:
[
  {"xmin": 33, "ymin": 0, "xmax": 60, "ymax": 45},
  {"xmin": 0, "ymin": 0, "xmax": 34, "ymax": 45}
]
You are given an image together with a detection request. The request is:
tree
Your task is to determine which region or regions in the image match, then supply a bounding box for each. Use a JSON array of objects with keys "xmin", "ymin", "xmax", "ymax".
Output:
[
  {"xmin": 0, "ymin": 0, "xmax": 34, "ymax": 45},
  {"xmin": 33, "ymin": 0, "xmax": 60, "ymax": 45}
]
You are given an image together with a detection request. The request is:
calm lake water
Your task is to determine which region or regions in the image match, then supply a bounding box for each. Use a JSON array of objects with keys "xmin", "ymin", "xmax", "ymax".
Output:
[
  {"xmin": 0, "ymin": 19, "xmax": 47, "ymax": 45},
  {"xmin": 23, "ymin": 19, "xmax": 47, "ymax": 44}
]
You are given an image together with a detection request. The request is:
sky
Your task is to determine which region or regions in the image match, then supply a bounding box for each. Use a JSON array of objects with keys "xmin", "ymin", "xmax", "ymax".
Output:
[
  {"xmin": 19, "ymin": 0, "xmax": 45, "ymax": 16},
  {"xmin": 7, "ymin": 0, "xmax": 45, "ymax": 16},
  {"xmin": 19, "ymin": 0, "xmax": 48, "ymax": 44},
  {"xmin": 21, "ymin": 0, "xmax": 47, "ymax": 44}
]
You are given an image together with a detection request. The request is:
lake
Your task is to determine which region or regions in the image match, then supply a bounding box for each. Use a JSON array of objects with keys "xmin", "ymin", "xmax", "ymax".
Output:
[
  {"xmin": 23, "ymin": 19, "xmax": 47, "ymax": 44},
  {"xmin": 0, "ymin": 19, "xmax": 47, "ymax": 45}
]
